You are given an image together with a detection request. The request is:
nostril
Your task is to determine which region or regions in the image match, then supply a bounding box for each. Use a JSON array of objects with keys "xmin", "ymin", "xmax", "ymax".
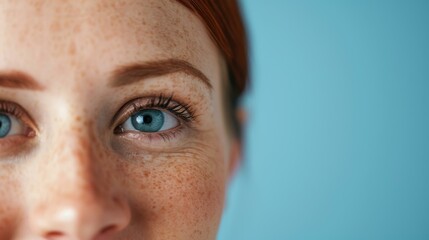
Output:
[
  {"xmin": 45, "ymin": 231, "xmax": 65, "ymax": 239},
  {"xmin": 31, "ymin": 195, "xmax": 130, "ymax": 239},
  {"xmin": 100, "ymin": 225, "xmax": 117, "ymax": 234},
  {"xmin": 41, "ymin": 225, "xmax": 118, "ymax": 240},
  {"xmin": 42, "ymin": 225, "xmax": 117, "ymax": 239}
]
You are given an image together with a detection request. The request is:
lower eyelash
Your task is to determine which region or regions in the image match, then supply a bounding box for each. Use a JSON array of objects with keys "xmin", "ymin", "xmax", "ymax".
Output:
[
  {"xmin": 144, "ymin": 127, "xmax": 184, "ymax": 142},
  {"xmin": 116, "ymin": 126, "xmax": 185, "ymax": 146}
]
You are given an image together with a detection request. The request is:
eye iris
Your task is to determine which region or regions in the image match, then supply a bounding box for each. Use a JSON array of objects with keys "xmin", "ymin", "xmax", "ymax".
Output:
[
  {"xmin": 0, "ymin": 113, "xmax": 12, "ymax": 138},
  {"xmin": 131, "ymin": 109, "xmax": 164, "ymax": 132}
]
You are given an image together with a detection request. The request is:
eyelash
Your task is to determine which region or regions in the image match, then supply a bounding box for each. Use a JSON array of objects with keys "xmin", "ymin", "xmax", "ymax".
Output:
[
  {"xmin": 0, "ymin": 101, "xmax": 24, "ymax": 119},
  {"xmin": 0, "ymin": 101, "xmax": 36, "ymax": 138},
  {"xmin": 145, "ymin": 94, "xmax": 195, "ymax": 122},
  {"xmin": 114, "ymin": 94, "xmax": 196, "ymax": 140}
]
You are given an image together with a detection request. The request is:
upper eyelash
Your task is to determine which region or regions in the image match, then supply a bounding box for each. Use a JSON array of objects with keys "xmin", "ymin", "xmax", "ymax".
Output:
[
  {"xmin": 147, "ymin": 94, "xmax": 195, "ymax": 122},
  {"xmin": 131, "ymin": 94, "xmax": 196, "ymax": 123},
  {"xmin": 0, "ymin": 101, "xmax": 24, "ymax": 118},
  {"xmin": 113, "ymin": 93, "xmax": 197, "ymax": 134}
]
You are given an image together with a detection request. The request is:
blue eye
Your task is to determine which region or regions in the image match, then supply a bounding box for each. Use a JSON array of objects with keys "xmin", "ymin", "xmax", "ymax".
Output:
[
  {"xmin": 0, "ymin": 113, "xmax": 11, "ymax": 138},
  {"xmin": 121, "ymin": 109, "xmax": 179, "ymax": 133},
  {"xmin": 0, "ymin": 113, "xmax": 25, "ymax": 138}
]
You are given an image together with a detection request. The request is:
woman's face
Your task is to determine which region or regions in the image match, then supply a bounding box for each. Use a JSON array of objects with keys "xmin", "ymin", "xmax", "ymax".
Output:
[{"xmin": 0, "ymin": 0, "xmax": 239, "ymax": 239}]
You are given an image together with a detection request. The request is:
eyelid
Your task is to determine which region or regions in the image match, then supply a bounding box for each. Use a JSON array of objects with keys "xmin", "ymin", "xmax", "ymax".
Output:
[{"xmin": 112, "ymin": 95, "xmax": 195, "ymax": 130}]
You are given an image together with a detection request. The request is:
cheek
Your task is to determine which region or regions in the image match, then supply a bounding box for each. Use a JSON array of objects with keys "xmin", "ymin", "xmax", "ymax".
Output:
[
  {"xmin": 119, "ymin": 139, "xmax": 227, "ymax": 238},
  {"xmin": 0, "ymin": 164, "xmax": 23, "ymax": 238}
]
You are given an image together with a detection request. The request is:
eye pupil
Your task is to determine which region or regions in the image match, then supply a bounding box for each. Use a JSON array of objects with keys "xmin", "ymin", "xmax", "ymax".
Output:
[
  {"xmin": 131, "ymin": 109, "xmax": 164, "ymax": 132},
  {"xmin": 144, "ymin": 115, "xmax": 153, "ymax": 123},
  {"xmin": 135, "ymin": 114, "xmax": 153, "ymax": 124},
  {"xmin": 0, "ymin": 113, "xmax": 12, "ymax": 138},
  {"xmin": 136, "ymin": 115, "xmax": 153, "ymax": 124}
]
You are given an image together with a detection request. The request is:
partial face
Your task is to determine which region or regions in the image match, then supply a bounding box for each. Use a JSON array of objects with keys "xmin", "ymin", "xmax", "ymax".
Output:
[{"xmin": 0, "ymin": 0, "xmax": 236, "ymax": 239}]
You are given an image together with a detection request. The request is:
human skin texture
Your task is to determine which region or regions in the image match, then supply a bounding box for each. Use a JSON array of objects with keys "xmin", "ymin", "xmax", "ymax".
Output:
[{"xmin": 0, "ymin": 0, "xmax": 240, "ymax": 239}]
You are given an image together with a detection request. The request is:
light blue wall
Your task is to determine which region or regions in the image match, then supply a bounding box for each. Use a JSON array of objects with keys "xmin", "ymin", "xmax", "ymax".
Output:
[{"xmin": 218, "ymin": 1, "xmax": 429, "ymax": 239}]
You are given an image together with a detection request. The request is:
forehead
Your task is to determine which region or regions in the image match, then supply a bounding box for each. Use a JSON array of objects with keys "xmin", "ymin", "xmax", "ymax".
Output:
[{"xmin": 0, "ymin": 0, "xmax": 220, "ymax": 85}]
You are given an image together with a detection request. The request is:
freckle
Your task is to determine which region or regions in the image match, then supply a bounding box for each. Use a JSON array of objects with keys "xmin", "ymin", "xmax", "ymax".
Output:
[
  {"xmin": 73, "ymin": 24, "xmax": 82, "ymax": 34},
  {"xmin": 96, "ymin": 149, "xmax": 105, "ymax": 160},
  {"xmin": 50, "ymin": 21, "xmax": 61, "ymax": 32},
  {"xmin": 84, "ymin": 119, "xmax": 94, "ymax": 127},
  {"xmin": 74, "ymin": 149, "xmax": 85, "ymax": 164},
  {"xmin": 68, "ymin": 42, "xmax": 76, "ymax": 56}
]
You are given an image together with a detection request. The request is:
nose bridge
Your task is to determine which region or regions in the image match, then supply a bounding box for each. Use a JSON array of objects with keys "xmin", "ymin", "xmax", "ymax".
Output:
[
  {"xmin": 36, "ymin": 121, "xmax": 106, "ymax": 214},
  {"xmin": 52, "ymin": 118, "xmax": 102, "ymax": 197},
  {"xmin": 64, "ymin": 124, "xmax": 99, "ymax": 186},
  {"xmin": 38, "ymin": 92, "xmax": 111, "ymax": 204},
  {"xmin": 25, "ymin": 110, "xmax": 131, "ymax": 238}
]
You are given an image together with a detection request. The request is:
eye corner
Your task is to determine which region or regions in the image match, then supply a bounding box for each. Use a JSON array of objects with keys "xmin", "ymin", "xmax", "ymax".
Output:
[
  {"xmin": 113, "ymin": 125, "xmax": 125, "ymax": 135},
  {"xmin": 25, "ymin": 127, "xmax": 38, "ymax": 138}
]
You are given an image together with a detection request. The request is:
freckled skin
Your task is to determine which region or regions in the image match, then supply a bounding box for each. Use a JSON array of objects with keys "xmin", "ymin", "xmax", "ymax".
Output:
[{"xmin": 0, "ymin": 0, "xmax": 239, "ymax": 239}]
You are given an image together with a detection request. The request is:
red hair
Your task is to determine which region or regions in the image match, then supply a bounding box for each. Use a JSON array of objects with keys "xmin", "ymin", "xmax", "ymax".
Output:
[{"xmin": 175, "ymin": 0, "xmax": 248, "ymax": 136}]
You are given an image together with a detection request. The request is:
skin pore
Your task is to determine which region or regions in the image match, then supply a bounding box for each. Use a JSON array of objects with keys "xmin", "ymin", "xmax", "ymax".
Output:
[{"xmin": 0, "ymin": 0, "xmax": 240, "ymax": 239}]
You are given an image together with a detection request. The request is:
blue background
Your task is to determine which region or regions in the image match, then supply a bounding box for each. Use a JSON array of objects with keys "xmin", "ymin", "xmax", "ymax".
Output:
[{"xmin": 218, "ymin": 1, "xmax": 429, "ymax": 239}]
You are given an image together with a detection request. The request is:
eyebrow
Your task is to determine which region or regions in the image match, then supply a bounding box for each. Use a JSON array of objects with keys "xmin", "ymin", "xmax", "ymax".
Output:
[
  {"xmin": 0, "ymin": 71, "xmax": 44, "ymax": 91},
  {"xmin": 109, "ymin": 59, "xmax": 213, "ymax": 89}
]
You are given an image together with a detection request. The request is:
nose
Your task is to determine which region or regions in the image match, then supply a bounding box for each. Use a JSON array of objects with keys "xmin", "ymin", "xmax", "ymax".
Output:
[
  {"xmin": 33, "ymin": 197, "xmax": 131, "ymax": 239},
  {"xmin": 26, "ymin": 131, "xmax": 131, "ymax": 239}
]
